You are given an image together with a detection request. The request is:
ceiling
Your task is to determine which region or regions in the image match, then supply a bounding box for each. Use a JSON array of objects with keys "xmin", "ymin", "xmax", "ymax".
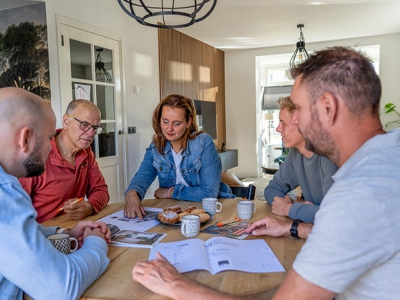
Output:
[
  {"xmin": 2, "ymin": 0, "xmax": 400, "ymax": 53},
  {"xmin": 173, "ymin": 0, "xmax": 400, "ymax": 51}
]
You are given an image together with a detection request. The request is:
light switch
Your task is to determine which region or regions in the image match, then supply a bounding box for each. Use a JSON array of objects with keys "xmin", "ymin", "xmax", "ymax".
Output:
[{"xmin": 128, "ymin": 127, "xmax": 136, "ymax": 134}]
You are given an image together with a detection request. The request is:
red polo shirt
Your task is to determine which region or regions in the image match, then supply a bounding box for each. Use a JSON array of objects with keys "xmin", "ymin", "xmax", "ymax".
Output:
[{"xmin": 19, "ymin": 129, "xmax": 109, "ymax": 222}]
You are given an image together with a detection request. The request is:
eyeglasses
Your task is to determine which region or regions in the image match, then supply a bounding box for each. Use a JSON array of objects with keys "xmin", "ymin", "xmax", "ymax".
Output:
[{"xmin": 68, "ymin": 115, "xmax": 103, "ymax": 135}]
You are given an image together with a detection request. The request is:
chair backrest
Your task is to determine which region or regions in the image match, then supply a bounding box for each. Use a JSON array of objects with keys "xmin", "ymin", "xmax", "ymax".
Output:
[{"xmin": 230, "ymin": 184, "xmax": 256, "ymax": 200}]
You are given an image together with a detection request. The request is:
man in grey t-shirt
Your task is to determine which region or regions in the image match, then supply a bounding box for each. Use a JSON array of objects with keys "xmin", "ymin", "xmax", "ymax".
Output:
[{"xmin": 264, "ymin": 96, "xmax": 338, "ymax": 223}]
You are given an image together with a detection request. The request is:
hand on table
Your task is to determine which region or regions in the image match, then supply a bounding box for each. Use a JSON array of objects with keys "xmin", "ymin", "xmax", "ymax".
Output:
[
  {"xmin": 64, "ymin": 198, "xmax": 94, "ymax": 220},
  {"xmin": 154, "ymin": 187, "xmax": 173, "ymax": 199},
  {"xmin": 69, "ymin": 221, "xmax": 111, "ymax": 247},
  {"xmin": 234, "ymin": 216, "xmax": 291, "ymax": 238},
  {"xmin": 133, "ymin": 252, "xmax": 237, "ymax": 300},
  {"xmin": 125, "ymin": 190, "xmax": 146, "ymax": 220},
  {"xmin": 271, "ymin": 195, "xmax": 292, "ymax": 217},
  {"xmin": 132, "ymin": 252, "xmax": 183, "ymax": 299}
]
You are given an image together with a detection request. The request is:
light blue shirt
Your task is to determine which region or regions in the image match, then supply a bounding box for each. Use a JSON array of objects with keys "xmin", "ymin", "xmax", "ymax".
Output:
[
  {"xmin": 126, "ymin": 132, "xmax": 234, "ymax": 201},
  {"xmin": 294, "ymin": 129, "xmax": 400, "ymax": 299},
  {"xmin": 0, "ymin": 166, "xmax": 110, "ymax": 300}
]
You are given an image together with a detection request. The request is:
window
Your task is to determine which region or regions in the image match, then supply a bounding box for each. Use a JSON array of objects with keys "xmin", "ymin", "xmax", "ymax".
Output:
[{"xmin": 265, "ymin": 66, "xmax": 294, "ymax": 87}]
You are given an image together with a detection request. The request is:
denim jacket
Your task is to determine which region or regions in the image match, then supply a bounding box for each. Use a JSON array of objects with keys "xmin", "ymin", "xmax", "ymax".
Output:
[{"xmin": 126, "ymin": 133, "xmax": 234, "ymax": 201}]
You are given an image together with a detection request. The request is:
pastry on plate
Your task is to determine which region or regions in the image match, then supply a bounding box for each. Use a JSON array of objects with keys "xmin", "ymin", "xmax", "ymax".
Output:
[
  {"xmin": 163, "ymin": 205, "xmax": 181, "ymax": 213},
  {"xmin": 198, "ymin": 213, "xmax": 211, "ymax": 223},
  {"xmin": 191, "ymin": 208, "xmax": 206, "ymax": 215},
  {"xmin": 158, "ymin": 211, "xmax": 179, "ymax": 224},
  {"xmin": 182, "ymin": 205, "xmax": 196, "ymax": 213}
]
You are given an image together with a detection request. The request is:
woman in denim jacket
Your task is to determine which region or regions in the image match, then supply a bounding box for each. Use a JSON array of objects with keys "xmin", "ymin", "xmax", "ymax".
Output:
[{"xmin": 124, "ymin": 94, "xmax": 234, "ymax": 219}]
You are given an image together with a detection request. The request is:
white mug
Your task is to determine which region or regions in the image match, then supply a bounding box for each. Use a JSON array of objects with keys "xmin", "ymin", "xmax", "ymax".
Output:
[
  {"xmin": 181, "ymin": 215, "xmax": 200, "ymax": 238},
  {"xmin": 237, "ymin": 200, "xmax": 256, "ymax": 220},
  {"xmin": 48, "ymin": 233, "xmax": 78, "ymax": 254},
  {"xmin": 202, "ymin": 198, "xmax": 222, "ymax": 215}
]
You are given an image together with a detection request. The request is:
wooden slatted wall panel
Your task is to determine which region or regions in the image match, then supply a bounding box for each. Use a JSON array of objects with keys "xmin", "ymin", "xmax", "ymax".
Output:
[{"xmin": 158, "ymin": 28, "xmax": 226, "ymax": 148}]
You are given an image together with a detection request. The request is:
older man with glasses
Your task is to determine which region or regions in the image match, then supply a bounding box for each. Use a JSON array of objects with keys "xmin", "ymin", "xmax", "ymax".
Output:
[{"xmin": 19, "ymin": 99, "xmax": 109, "ymax": 222}]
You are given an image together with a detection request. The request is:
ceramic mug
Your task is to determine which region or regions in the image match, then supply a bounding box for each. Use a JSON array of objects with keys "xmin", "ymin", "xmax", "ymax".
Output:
[
  {"xmin": 237, "ymin": 200, "xmax": 256, "ymax": 220},
  {"xmin": 181, "ymin": 215, "xmax": 200, "ymax": 238},
  {"xmin": 48, "ymin": 233, "xmax": 78, "ymax": 254},
  {"xmin": 202, "ymin": 198, "xmax": 222, "ymax": 215}
]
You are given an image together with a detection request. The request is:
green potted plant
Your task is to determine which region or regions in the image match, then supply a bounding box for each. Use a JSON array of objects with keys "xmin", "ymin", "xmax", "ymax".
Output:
[
  {"xmin": 383, "ymin": 103, "xmax": 400, "ymax": 129},
  {"xmin": 274, "ymin": 147, "xmax": 290, "ymax": 165}
]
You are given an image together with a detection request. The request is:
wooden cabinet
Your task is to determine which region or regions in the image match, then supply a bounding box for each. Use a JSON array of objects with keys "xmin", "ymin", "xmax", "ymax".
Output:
[{"xmin": 158, "ymin": 28, "xmax": 226, "ymax": 148}]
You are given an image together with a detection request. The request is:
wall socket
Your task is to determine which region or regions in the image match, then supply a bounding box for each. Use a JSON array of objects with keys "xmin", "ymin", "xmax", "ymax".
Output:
[{"xmin": 128, "ymin": 126, "xmax": 136, "ymax": 134}]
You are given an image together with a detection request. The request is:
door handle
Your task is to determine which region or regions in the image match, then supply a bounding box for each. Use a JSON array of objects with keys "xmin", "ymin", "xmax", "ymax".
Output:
[{"xmin": 118, "ymin": 130, "xmax": 124, "ymax": 135}]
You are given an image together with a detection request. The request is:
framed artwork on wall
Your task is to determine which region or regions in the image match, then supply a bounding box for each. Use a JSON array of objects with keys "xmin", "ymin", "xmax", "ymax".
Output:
[{"xmin": 0, "ymin": 2, "xmax": 50, "ymax": 103}]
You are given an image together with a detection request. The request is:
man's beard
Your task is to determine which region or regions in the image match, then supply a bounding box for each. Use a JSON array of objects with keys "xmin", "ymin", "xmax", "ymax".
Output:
[
  {"xmin": 22, "ymin": 143, "xmax": 45, "ymax": 177},
  {"xmin": 300, "ymin": 108, "xmax": 337, "ymax": 162}
]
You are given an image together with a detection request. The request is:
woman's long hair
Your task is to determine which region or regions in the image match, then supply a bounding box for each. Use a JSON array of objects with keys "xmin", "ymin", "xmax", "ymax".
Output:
[{"xmin": 152, "ymin": 94, "xmax": 203, "ymax": 154}]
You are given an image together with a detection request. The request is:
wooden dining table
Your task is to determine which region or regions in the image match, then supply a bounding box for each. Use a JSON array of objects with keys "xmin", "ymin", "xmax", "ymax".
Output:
[{"xmin": 42, "ymin": 198, "xmax": 305, "ymax": 299}]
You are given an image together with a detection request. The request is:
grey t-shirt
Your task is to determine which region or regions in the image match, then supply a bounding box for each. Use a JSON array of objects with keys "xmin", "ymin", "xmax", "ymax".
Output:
[
  {"xmin": 264, "ymin": 148, "xmax": 338, "ymax": 222},
  {"xmin": 293, "ymin": 129, "xmax": 400, "ymax": 299}
]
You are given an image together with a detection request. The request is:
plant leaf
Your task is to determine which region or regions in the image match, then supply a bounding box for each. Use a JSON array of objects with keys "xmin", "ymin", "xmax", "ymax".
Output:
[
  {"xmin": 385, "ymin": 107, "xmax": 395, "ymax": 114},
  {"xmin": 384, "ymin": 102, "xmax": 395, "ymax": 109}
]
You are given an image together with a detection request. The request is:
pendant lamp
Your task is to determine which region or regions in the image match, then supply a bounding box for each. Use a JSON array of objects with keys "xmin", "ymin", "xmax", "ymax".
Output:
[
  {"xmin": 117, "ymin": 0, "xmax": 217, "ymax": 29},
  {"xmin": 95, "ymin": 48, "xmax": 112, "ymax": 83},
  {"xmin": 289, "ymin": 24, "xmax": 309, "ymax": 69}
]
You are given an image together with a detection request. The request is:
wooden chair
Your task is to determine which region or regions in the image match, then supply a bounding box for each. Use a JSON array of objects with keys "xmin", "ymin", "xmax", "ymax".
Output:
[{"xmin": 230, "ymin": 184, "xmax": 256, "ymax": 200}]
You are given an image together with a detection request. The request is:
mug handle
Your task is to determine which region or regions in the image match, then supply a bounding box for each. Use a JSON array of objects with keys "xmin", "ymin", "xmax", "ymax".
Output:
[
  {"xmin": 252, "ymin": 202, "xmax": 257, "ymax": 213},
  {"xmin": 181, "ymin": 222, "xmax": 188, "ymax": 236},
  {"xmin": 216, "ymin": 201, "xmax": 222, "ymax": 213},
  {"xmin": 70, "ymin": 237, "xmax": 78, "ymax": 252}
]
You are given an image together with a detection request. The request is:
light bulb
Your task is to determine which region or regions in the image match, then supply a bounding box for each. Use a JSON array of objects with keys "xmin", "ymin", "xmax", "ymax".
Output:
[{"xmin": 96, "ymin": 69, "xmax": 106, "ymax": 82}]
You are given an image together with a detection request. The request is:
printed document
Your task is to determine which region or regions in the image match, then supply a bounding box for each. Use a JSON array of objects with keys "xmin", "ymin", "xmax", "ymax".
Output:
[{"xmin": 149, "ymin": 237, "xmax": 284, "ymax": 274}]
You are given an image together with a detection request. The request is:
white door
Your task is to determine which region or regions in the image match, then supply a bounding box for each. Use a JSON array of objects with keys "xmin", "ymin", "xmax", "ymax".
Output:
[{"xmin": 57, "ymin": 18, "xmax": 125, "ymax": 203}]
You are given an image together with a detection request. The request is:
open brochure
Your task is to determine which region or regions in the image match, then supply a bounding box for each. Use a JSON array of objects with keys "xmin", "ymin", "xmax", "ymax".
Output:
[
  {"xmin": 98, "ymin": 207, "xmax": 162, "ymax": 232},
  {"xmin": 107, "ymin": 224, "xmax": 167, "ymax": 248},
  {"xmin": 149, "ymin": 236, "xmax": 284, "ymax": 274}
]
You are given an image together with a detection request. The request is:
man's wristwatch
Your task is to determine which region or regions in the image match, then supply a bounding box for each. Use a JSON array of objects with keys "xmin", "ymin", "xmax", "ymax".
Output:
[
  {"xmin": 290, "ymin": 219, "xmax": 302, "ymax": 239},
  {"xmin": 56, "ymin": 227, "xmax": 69, "ymax": 234}
]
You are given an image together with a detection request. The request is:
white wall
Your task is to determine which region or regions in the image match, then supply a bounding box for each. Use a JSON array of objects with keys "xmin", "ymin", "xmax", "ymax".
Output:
[
  {"xmin": 225, "ymin": 33, "xmax": 400, "ymax": 178},
  {"xmin": 36, "ymin": 0, "xmax": 160, "ymax": 196}
]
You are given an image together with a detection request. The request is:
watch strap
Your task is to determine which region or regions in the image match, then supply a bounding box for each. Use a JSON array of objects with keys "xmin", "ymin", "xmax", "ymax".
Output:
[{"xmin": 290, "ymin": 219, "xmax": 302, "ymax": 238}]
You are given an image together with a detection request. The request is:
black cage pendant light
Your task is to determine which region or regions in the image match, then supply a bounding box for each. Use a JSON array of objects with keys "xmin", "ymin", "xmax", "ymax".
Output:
[
  {"xmin": 289, "ymin": 24, "xmax": 309, "ymax": 69},
  {"xmin": 95, "ymin": 49, "xmax": 112, "ymax": 83},
  {"xmin": 117, "ymin": 0, "xmax": 218, "ymax": 29}
]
